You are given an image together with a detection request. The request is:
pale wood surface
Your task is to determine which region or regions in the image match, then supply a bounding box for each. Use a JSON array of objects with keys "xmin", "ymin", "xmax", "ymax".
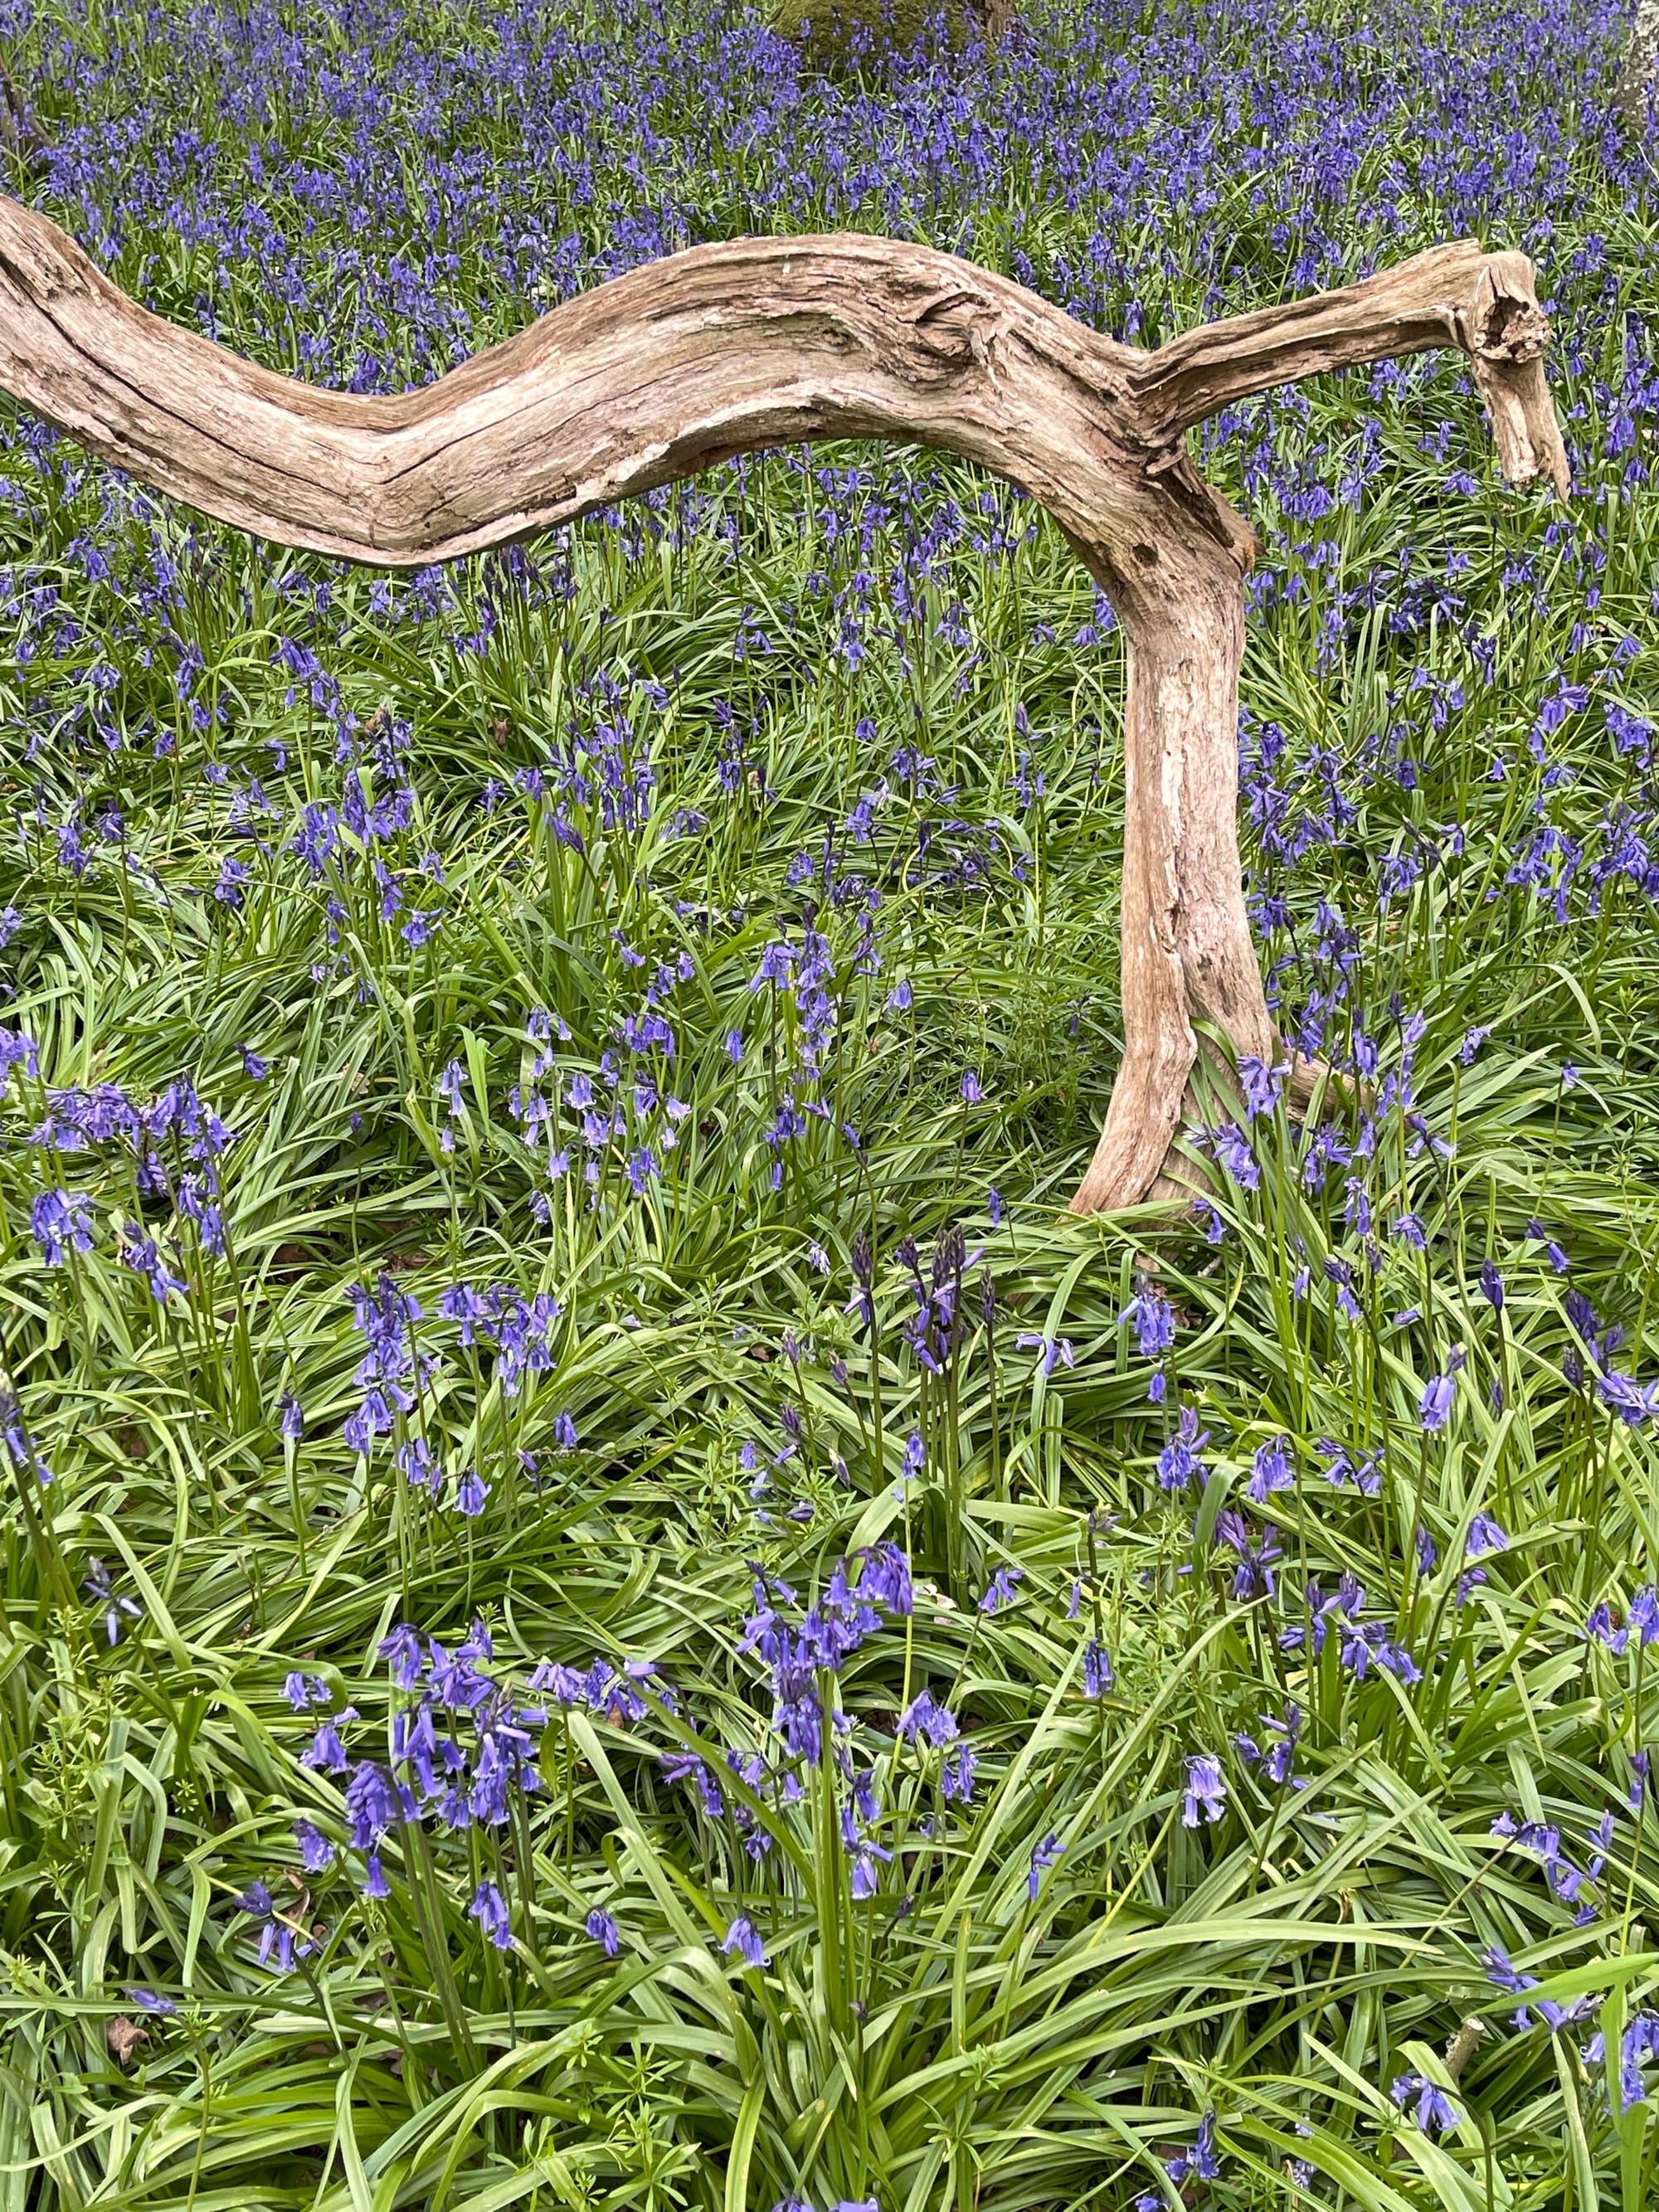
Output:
[{"xmin": 0, "ymin": 197, "xmax": 1568, "ymax": 1209}]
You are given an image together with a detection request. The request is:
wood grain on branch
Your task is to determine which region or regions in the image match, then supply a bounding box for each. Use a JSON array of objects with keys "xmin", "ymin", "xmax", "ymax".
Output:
[{"xmin": 0, "ymin": 197, "xmax": 1568, "ymax": 1212}]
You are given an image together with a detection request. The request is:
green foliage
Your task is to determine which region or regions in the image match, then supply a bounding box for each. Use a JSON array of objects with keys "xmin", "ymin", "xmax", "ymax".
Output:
[{"xmin": 0, "ymin": 0, "xmax": 1657, "ymax": 2204}]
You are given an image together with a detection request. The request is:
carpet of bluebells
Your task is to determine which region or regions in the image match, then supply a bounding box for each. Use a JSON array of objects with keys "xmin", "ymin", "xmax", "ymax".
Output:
[{"xmin": 2, "ymin": 0, "xmax": 1658, "ymax": 2203}]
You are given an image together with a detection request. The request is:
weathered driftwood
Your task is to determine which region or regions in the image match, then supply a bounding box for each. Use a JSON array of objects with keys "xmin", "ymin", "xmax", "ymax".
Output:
[{"xmin": 0, "ymin": 199, "xmax": 1568, "ymax": 1212}]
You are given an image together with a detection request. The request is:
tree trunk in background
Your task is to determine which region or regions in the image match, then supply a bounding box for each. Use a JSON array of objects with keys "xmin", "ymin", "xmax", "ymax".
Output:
[
  {"xmin": 1616, "ymin": 0, "xmax": 1659, "ymax": 120},
  {"xmin": 770, "ymin": 0, "xmax": 1014, "ymax": 67}
]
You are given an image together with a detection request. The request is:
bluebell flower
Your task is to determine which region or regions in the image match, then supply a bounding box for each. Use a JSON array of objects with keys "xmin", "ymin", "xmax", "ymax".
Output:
[
  {"xmin": 301, "ymin": 1712, "xmax": 357, "ymax": 1772},
  {"xmin": 1479, "ymin": 1260, "xmax": 1504, "ymax": 1312},
  {"xmin": 120, "ymin": 1227, "xmax": 188, "ymax": 1304},
  {"xmin": 1524, "ymin": 1218, "xmax": 1571, "ymax": 1272},
  {"xmin": 344, "ymin": 1761, "xmax": 406, "ymax": 1855},
  {"xmin": 294, "ymin": 1821, "xmax": 335, "ymax": 1874},
  {"xmin": 1210, "ymin": 1121, "xmax": 1260, "ymax": 1192},
  {"xmin": 1156, "ymin": 1406, "xmax": 1209, "ymax": 1492},
  {"xmin": 721, "ymin": 1913, "xmax": 766, "ymax": 1968},
  {"xmin": 849, "ymin": 1835, "xmax": 893, "ymax": 1898},
  {"xmin": 1586, "ymin": 1601, "xmax": 1628, "ymax": 1651},
  {"xmin": 82, "ymin": 1558, "xmax": 142, "ymax": 1646},
  {"xmin": 661, "ymin": 1750, "xmax": 726, "ymax": 1819},
  {"xmin": 1238, "ymin": 1056, "xmax": 1287, "ymax": 1121},
  {"xmin": 1215, "ymin": 1510, "xmax": 1282, "ymax": 1601},
  {"xmin": 941, "ymin": 1743, "xmax": 977, "ymax": 1803},
  {"xmin": 849, "ymin": 1543, "xmax": 908, "ymax": 1619},
  {"xmin": 455, "ymin": 1470, "xmax": 489, "ymax": 1517},
  {"xmin": 900, "ymin": 1689, "xmax": 960, "ymax": 1748},
  {"xmin": 978, "ymin": 1565, "xmax": 1023, "ymax": 1615},
  {"xmin": 1082, "ymin": 1640, "xmax": 1113, "ymax": 1698},
  {"xmin": 1014, "ymin": 1331, "xmax": 1074, "ymax": 1377},
  {"xmin": 30, "ymin": 1188, "xmax": 94, "ymax": 1266},
  {"xmin": 1165, "ymin": 2109, "xmax": 1222, "ymax": 2183},
  {"xmin": 234, "ymin": 1879, "xmax": 312, "ymax": 1971},
  {"xmin": 1027, "ymin": 1832, "xmax": 1064, "ymax": 1899},
  {"xmin": 1236, "ymin": 1703, "xmax": 1302, "ymax": 1788},
  {"xmin": 1390, "ymin": 2074, "xmax": 1459, "ymax": 2133},
  {"xmin": 380, "ymin": 1625, "xmax": 425, "ymax": 1687},
  {"xmin": 469, "ymin": 1880, "xmax": 513, "ymax": 1951},
  {"xmin": 1256, "ymin": 1433, "xmax": 1309, "ymax": 1504},
  {"xmin": 1181, "ymin": 1753, "xmax": 1227, "ymax": 1826},
  {"xmin": 1598, "ymin": 1373, "xmax": 1659, "ymax": 1425},
  {"xmin": 1419, "ymin": 1373, "xmax": 1457, "ymax": 1432},
  {"xmin": 1466, "ymin": 1512, "xmax": 1508, "ymax": 1558},
  {"xmin": 586, "ymin": 1908, "xmax": 620, "ymax": 1957},
  {"xmin": 1618, "ymin": 2015, "xmax": 1659, "ymax": 2109},
  {"xmin": 125, "ymin": 1987, "xmax": 179, "ymax": 2016},
  {"xmin": 1119, "ymin": 1286, "xmax": 1175, "ymax": 1360}
]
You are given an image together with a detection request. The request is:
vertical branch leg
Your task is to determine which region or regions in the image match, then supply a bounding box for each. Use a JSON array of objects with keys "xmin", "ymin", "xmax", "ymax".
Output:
[
  {"xmin": 1161, "ymin": 546, "xmax": 1273, "ymax": 1073},
  {"xmin": 1068, "ymin": 514, "xmax": 1270, "ymax": 1214},
  {"xmin": 1065, "ymin": 606, "xmax": 1199, "ymax": 1215}
]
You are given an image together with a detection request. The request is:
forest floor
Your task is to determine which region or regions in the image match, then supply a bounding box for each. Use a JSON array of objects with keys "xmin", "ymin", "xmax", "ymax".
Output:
[{"xmin": 2, "ymin": 0, "xmax": 1658, "ymax": 2205}]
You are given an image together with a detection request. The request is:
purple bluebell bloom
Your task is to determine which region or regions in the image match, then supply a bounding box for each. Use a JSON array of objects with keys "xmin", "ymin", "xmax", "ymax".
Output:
[
  {"xmin": 721, "ymin": 1913, "xmax": 767, "ymax": 1969},
  {"xmin": 1166, "ymin": 2110, "xmax": 1223, "ymax": 2184},
  {"xmin": 1028, "ymin": 1832, "xmax": 1064, "ymax": 1899},
  {"xmin": 1182, "ymin": 1753, "xmax": 1227, "ymax": 1826},
  {"xmin": 1156, "ymin": 1405, "xmax": 1209, "ymax": 1492},
  {"xmin": 1246, "ymin": 1437, "xmax": 1293, "ymax": 1502},
  {"xmin": 469, "ymin": 1880, "xmax": 513, "ymax": 1950},
  {"xmin": 1419, "ymin": 1373, "xmax": 1457, "ymax": 1432},
  {"xmin": 978, "ymin": 1565, "xmax": 1024, "ymax": 1615},
  {"xmin": 1466, "ymin": 1512, "xmax": 1508, "ymax": 1558},
  {"xmin": 30, "ymin": 1188, "xmax": 94, "ymax": 1266},
  {"xmin": 1391, "ymin": 2074, "xmax": 1460, "ymax": 2133}
]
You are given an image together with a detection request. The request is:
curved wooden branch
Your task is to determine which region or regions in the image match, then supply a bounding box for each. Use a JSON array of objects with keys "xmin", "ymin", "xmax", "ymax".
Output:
[{"xmin": 0, "ymin": 198, "xmax": 1567, "ymax": 1212}]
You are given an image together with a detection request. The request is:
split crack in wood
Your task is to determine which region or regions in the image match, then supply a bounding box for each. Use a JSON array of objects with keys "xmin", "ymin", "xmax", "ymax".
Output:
[{"xmin": 0, "ymin": 200, "xmax": 1569, "ymax": 1213}]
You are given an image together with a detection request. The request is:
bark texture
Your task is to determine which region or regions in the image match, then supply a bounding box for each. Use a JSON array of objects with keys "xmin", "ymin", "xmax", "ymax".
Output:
[
  {"xmin": 771, "ymin": 0, "xmax": 1014, "ymax": 61},
  {"xmin": 1616, "ymin": 0, "xmax": 1659, "ymax": 121},
  {"xmin": 0, "ymin": 198, "xmax": 1567, "ymax": 1211}
]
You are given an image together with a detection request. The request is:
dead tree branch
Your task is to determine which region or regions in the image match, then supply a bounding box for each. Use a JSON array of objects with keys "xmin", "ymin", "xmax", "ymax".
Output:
[{"xmin": 0, "ymin": 199, "xmax": 1566, "ymax": 1211}]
